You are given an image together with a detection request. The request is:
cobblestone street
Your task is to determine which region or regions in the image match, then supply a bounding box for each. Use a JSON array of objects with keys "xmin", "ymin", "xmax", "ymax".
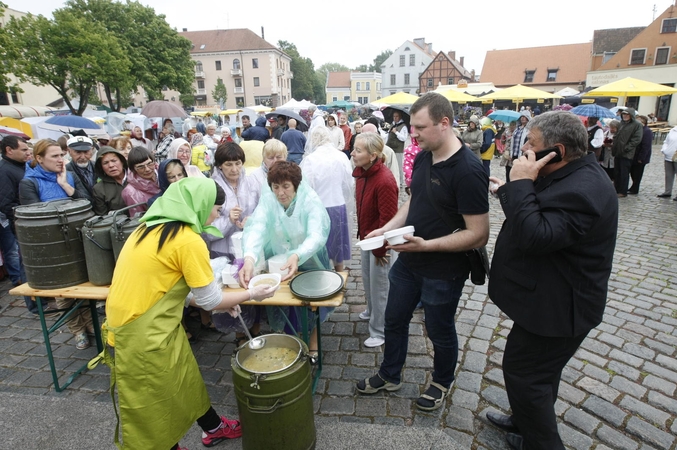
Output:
[{"xmin": 0, "ymin": 146, "xmax": 675, "ymax": 449}]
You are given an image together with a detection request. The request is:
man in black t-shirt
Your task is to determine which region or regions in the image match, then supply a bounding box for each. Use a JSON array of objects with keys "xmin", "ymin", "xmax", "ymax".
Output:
[{"xmin": 356, "ymin": 93, "xmax": 489, "ymax": 411}]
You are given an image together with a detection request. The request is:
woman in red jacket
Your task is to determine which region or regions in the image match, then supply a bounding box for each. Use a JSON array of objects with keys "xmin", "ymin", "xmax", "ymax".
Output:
[{"xmin": 351, "ymin": 133, "xmax": 399, "ymax": 347}]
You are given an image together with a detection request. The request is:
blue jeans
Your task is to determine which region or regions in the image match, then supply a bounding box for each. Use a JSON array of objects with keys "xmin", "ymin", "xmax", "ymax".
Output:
[
  {"xmin": 287, "ymin": 153, "xmax": 303, "ymax": 165},
  {"xmin": 0, "ymin": 224, "xmax": 41, "ymax": 312},
  {"xmin": 378, "ymin": 258, "xmax": 465, "ymax": 388}
]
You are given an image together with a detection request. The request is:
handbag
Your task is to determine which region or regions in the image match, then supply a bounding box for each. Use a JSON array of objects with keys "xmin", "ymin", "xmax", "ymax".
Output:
[{"xmin": 424, "ymin": 157, "xmax": 490, "ymax": 285}]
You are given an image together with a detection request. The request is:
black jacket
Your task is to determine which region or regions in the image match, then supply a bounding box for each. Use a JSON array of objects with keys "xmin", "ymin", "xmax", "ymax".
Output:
[
  {"xmin": 489, "ymin": 153, "xmax": 618, "ymax": 337},
  {"xmin": 66, "ymin": 161, "xmax": 96, "ymax": 200},
  {"xmin": 0, "ymin": 155, "xmax": 26, "ymax": 225}
]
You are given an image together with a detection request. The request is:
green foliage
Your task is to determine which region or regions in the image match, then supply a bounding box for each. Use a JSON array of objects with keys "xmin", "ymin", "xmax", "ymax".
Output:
[
  {"xmin": 63, "ymin": 0, "xmax": 194, "ymax": 110},
  {"xmin": 212, "ymin": 77, "xmax": 228, "ymax": 107},
  {"xmin": 354, "ymin": 64, "xmax": 369, "ymax": 72},
  {"xmin": 6, "ymin": 10, "xmax": 130, "ymax": 115},
  {"xmin": 0, "ymin": 1, "xmax": 14, "ymax": 94},
  {"xmin": 314, "ymin": 62, "xmax": 350, "ymax": 100},
  {"xmin": 370, "ymin": 50, "xmax": 393, "ymax": 72},
  {"xmin": 179, "ymin": 92, "xmax": 196, "ymax": 108},
  {"xmin": 278, "ymin": 40, "xmax": 320, "ymax": 102}
]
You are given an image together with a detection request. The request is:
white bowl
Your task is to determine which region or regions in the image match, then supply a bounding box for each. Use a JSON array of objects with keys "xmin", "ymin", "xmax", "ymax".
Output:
[
  {"xmin": 267, "ymin": 254, "xmax": 289, "ymax": 276},
  {"xmin": 355, "ymin": 236, "xmax": 385, "ymax": 251},
  {"xmin": 383, "ymin": 226, "xmax": 415, "ymax": 245},
  {"xmin": 248, "ymin": 273, "xmax": 282, "ymax": 290}
]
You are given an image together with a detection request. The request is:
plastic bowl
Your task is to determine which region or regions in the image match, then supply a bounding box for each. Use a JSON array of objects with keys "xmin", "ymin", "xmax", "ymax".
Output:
[
  {"xmin": 355, "ymin": 236, "xmax": 385, "ymax": 251},
  {"xmin": 383, "ymin": 226, "xmax": 415, "ymax": 245},
  {"xmin": 248, "ymin": 273, "xmax": 282, "ymax": 290}
]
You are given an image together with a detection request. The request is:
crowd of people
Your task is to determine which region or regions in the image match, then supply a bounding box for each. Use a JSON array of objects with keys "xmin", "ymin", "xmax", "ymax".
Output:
[{"xmin": 0, "ymin": 92, "xmax": 671, "ymax": 449}]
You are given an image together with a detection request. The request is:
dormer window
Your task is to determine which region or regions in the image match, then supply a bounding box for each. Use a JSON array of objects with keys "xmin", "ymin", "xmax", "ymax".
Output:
[
  {"xmin": 661, "ymin": 18, "xmax": 677, "ymax": 33},
  {"xmin": 524, "ymin": 70, "xmax": 535, "ymax": 83},
  {"xmin": 546, "ymin": 69, "xmax": 558, "ymax": 82},
  {"xmin": 200, "ymin": 44, "xmax": 205, "ymax": 50}
]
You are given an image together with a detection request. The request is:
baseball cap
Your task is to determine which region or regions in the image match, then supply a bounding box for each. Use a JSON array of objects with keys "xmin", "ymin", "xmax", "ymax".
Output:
[{"xmin": 67, "ymin": 135, "xmax": 93, "ymax": 151}]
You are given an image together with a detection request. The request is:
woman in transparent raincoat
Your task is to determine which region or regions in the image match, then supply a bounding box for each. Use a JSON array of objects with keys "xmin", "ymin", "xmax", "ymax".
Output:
[{"xmin": 239, "ymin": 161, "xmax": 331, "ymax": 359}]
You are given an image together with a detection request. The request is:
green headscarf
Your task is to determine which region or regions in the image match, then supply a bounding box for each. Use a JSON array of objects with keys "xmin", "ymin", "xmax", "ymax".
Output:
[{"xmin": 140, "ymin": 177, "xmax": 223, "ymax": 238}]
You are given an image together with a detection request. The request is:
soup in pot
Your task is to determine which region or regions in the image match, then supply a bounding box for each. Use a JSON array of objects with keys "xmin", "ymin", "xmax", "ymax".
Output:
[{"xmin": 241, "ymin": 346, "xmax": 298, "ymax": 372}]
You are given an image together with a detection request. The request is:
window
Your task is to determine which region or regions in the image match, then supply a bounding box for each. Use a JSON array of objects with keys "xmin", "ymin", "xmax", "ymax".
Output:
[
  {"xmin": 215, "ymin": 61, "xmax": 221, "ymax": 71},
  {"xmin": 233, "ymin": 59, "xmax": 241, "ymax": 70},
  {"xmin": 197, "ymin": 80, "xmax": 205, "ymax": 89},
  {"xmin": 655, "ymin": 47, "xmax": 670, "ymax": 65},
  {"xmin": 630, "ymin": 49, "xmax": 646, "ymax": 65},
  {"xmin": 399, "ymin": 55, "xmax": 405, "ymax": 67},
  {"xmin": 254, "ymin": 96, "xmax": 270, "ymax": 105},
  {"xmin": 602, "ymin": 52, "xmax": 616, "ymax": 64},
  {"xmin": 344, "ymin": 95, "xmax": 350, "ymax": 101},
  {"xmin": 546, "ymin": 69, "xmax": 558, "ymax": 82},
  {"xmin": 427, "ymin": 78, "xmax": 433, "ymax": 88},
  {"xmin": 253, "ymin": 77, "xmax": 260, "ymax": 86},
  {"xmin": 366, "ymin": 82, "xmax": 370, "ymax": 90},
  {"xmin": 234, "ymin": 78, "xmax": 242, "ymax": 88},
  {"xmin": 356, "ymin": 82, "xmax": 361, "ymax": 91},
  {"xmin": 358, "ymin": 96, "xmax": 368, "ymax": 104},
  {"xmin": 235, "ymin": 97, "xmax": 244, "ymax": 106},
  {"xmin": 195, "ymin": 61, "xmax": 203, "ymax": 72},
  {"xmin": 252, "ymin": 58, "xmax": 259, "ymax": 68},
  {"xmin": 662, "ymin": 18, "xmax": 677, "ymax": 33},
  {"xmin": 390, "ymin": 74, "xmax": 396, "ymax": 85},
  {"xmin": 447, "ymin": 77, "xmax": 454, "ymax": 85},
  {"xmin": 409, "ymin": 54, "xmax": 415, "ymax": 66},
  {"xmin": 404, "ymin": 74, "xmax": 410, "ymax": 85},
  {"xmin": 11, "ymin": 92, "xmax": 19, "ymax": 103},
  {"xmin": 524, "ymin": 70, "xmax": 535, "ymax": 83},
  {"xmin": 377, "ymin": 82, "xmax": 381, "ymax": 91},
  {"xmin": 332, "ymin": 96, "xmax": 338, "ymax": 102}
]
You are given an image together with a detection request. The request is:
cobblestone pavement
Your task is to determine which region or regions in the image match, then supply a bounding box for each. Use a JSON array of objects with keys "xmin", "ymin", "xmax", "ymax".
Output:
[{"xmin": 0, "ymin": 146, "xmax": 675, "ymax": 449}]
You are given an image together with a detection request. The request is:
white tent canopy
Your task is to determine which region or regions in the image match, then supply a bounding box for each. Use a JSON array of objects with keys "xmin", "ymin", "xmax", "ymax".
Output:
[
  {"xmin": 554, "ymin": 87, "xmax": 580, "ymax": 97},
  {"xmin": 278, "ymin": 99, "xmax": 315, "ymax": 111}
]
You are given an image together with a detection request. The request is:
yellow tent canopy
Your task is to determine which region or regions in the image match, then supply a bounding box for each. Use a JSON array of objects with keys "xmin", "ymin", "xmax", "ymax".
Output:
[
  {"xmin": 219, "ymin": 109, "xmax": 243, "ymax": 115},
  {"xmin": 584, "ymin": 77, "xmax": 677, "ymax": 97},
  {"xmin": 479, "ymin": 84, "xmax": 562, "ymax": 102},
  {"xmin": 0, "ymin": 117, "xmax": 33, "ymax": 138},
  {"xmin": 377, "ymin": 92, "xmax": 420, "ymax": 105},
  {"xmin": 438, "ymin": 90, "xmax": 479, "ymax": 103}
]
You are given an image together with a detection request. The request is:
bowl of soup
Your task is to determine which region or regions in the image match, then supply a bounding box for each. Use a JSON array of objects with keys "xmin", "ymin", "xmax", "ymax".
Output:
[{"xmin": 248, "ymin": 273, "xmax": 281, "ymax": 291}]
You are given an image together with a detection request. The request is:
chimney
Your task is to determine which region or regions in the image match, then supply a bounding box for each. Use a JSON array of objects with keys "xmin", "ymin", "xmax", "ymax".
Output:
[
  {"xmin": 413, "ymin": 38, "xmax": 425, "ymax": 47},
  {"xmin": 448, "ymin": 51, "xmax": 456, "ymax": 61},
  {"xmin": 261, "ymin": 26, "xmax": 265, "ymax": 40},
  {"xmin": 182, "ymin": 28, "xmax": 187, "ymax": 32},
  {"xmin": 460, "ymin": 56, "xmax": 464, "ymax": 67}
]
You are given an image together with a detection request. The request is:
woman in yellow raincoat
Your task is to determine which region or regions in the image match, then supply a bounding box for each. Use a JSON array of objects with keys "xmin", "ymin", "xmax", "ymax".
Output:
[{"xmin": 94, "ymin": 177, "xmax": 276, "ymax": 450}]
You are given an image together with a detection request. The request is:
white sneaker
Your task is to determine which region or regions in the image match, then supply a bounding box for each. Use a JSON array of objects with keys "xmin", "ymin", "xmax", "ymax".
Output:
[
  {"xmin": 364, "ymin": 337, "xmax": 385, "ymax": 347},
  {"xmin": 358, "ymin": 310, "xmax": 370, "ymax": 320}
]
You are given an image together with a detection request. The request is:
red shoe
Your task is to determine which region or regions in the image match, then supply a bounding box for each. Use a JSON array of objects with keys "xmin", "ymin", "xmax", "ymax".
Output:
[{"xmin": 201, "ymin": 416, "xmax": 242, "ymax": 447}]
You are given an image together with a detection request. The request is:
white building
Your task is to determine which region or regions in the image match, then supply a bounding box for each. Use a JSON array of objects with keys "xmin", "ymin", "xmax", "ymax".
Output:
[{"xmin": 380, "ymin": 38, "xmax": 435, "ymax": 97}]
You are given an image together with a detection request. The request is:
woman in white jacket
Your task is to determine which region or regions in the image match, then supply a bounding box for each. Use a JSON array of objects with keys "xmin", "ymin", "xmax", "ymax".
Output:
[
  {"xmin": 657, "ymin": 125, "xmax": 677, "ymax": 199},
  {"xmin": 326, "ymin": 113, "xmax": 345, "ymax": 151}
]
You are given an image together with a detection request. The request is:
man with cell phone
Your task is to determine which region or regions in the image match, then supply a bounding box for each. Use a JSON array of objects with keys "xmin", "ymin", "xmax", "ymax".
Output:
[{"xmin": 487, "ymin": 111, "xmax": 618, "ymax": 450}]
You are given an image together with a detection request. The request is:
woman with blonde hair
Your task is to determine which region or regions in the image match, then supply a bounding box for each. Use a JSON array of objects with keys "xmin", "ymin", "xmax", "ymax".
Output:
[
  {"xmin": 351, "ymin": 132, "xmax": 398, "ymax": 347},
  {"xmin": 250, "ymin": 138, "xmax": 288, "ymax": 193},
  {"xmin": 109, "ymin": 136, "xmax": 133, "ymax": 160}
]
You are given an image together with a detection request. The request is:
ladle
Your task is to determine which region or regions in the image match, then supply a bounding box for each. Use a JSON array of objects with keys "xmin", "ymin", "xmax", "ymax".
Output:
[{"xmin": 237, "ymin": 311, "xmax": 265, "ymax": 350}]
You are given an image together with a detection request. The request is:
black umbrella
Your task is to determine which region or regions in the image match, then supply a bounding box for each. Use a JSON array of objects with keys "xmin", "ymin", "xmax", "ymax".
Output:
[
  {"xmin": 265, "ymin": 109, "xmax": 309, "ymax": 132},
  {"xmin": 382, "ymin": 106, "xmax": 410, "ymax": 132}
]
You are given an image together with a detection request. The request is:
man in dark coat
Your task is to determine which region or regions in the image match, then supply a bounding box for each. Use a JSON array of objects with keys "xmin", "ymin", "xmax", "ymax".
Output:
[
  {"xmin": 612, "ymin": 108, "xmax": 643, "ymax": 197},
  {"xmin": 241, "ymin": 116, "xmax": 270, "ymax": 142},
  {"xmin": 65, "ymin": 135, "xmax": 96, "ymax": 200},
  {"xmin": 487, "ymin": 111, "xmax": 618, "ymax": 450}
]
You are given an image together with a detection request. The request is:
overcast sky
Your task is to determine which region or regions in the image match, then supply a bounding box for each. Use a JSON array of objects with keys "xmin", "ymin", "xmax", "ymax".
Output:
[{"xmin": 6, "ymin": 0, "xmax": 673, "ymax": 75}]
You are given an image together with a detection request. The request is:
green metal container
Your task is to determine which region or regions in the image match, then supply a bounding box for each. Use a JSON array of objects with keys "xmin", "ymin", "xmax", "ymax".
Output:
[
  {"xmin": 110, "ymin": 207, "xmax": 143, "ymax": 261},
  {"xmin": 14, "ymin": 199, "xmax": 94, "ymax": 289},
  {"xmin": 81, "ymin": 215, "xmax": 116, "ymax": 286},
  {"xmin": 232, "ymin": 334, "xmax": 316, "ymax": 450}
]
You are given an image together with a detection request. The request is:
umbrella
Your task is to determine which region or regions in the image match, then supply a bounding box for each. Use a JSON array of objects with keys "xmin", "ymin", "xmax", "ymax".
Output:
[
  {"xmin": 488, "ymin": 110, "xmax": 522, "ymax": 123},
  {"xmin": 609, "ymin": 106, "xmax": 627, "ymax": 115},
  {"xmin": 377, "ymin": 92, "xmax": 419, "ymax": 106},
  {"xmin": 479, "ymin": 84, "xmax": 562, "ymax": 109},
  {"xmin": 570, "ymin": 104, "xmax": 616, "ymax": 119},
  {"xmin": 266, "ymin": 109, "xmax": 308, "ymax": 132},
  {"xmin": 326, "ymin": 100, "xmax": 354, "ymax": 109},
  {"xmin": 140, "ymin": 100, "xmax": 188, "ymax": 118},
  {"xmin": 38, "ymin": 115, "xmax": 108, "ymax": 138},
  {"xmin": 584, "ymin": 77, "xmax": 677, "ymax": 97},
  {"xmin": 438, "ymin": 89, "xmax": 479, "ymax": 103},
  {"xmin": 0, "ymin": 125, "xmax": 30, "ymax": 139},
  {"xmin": 0, "ymin": 117, "xmax": 33, "ymax": 138},
  {"xmin": 382, "ymin": 106, "xmax": 410, "ymax": 130}
]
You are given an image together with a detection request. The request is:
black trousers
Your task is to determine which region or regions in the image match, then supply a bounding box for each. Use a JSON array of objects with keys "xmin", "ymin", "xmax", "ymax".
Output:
[
  {"xmin": 503, "ymin": 323, "xmax": 587, "ymax": 450},
  {"xmin": 170, "ymin": 406, "xmax": 221, "ymax": 450},
  {"xmin": 613, "ymin": 157, "xmax": 632, "ymax": 195},
  {"xmin": 629, "ymin": 163, "xmax": 646, "ymax": 193}
]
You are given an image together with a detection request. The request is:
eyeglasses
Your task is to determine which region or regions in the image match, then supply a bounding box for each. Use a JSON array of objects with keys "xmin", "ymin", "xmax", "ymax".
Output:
[
  {"xmin": 135, "ymin": 161, "xmax": 155, "ymax": 171},
  {"xmin": 177, "ymin": 148, "xmax": 191, "ymax": 155}
]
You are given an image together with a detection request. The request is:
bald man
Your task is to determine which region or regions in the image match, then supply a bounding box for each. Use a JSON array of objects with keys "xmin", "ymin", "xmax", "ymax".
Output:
[{"xmin": 280, "ymin": 118, "xmax": 307, "ymax": 165}]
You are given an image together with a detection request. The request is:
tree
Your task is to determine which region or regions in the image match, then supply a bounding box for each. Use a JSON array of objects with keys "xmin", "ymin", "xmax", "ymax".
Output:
[
  {"xmin": 278, "ymin": 40, "xmax": 319, "ymax": 102},
  {"xmin": 354, "ymin": 64, "xmax": 369, "ymax": 72},
  {"xmin": 212, "ymin": 78, "xmax": 227, "ymax": 108},
  {"xmin": 370, "ymin": 50, "xmax": 393, "ymax": 72},
  {"xmin": 0, "ymin": 1, "xmax": 14, "ymax": 94},
  {"xmin": 64, "ymin": 0, "xmax": 194, "ymax": 110},
  {"xmin": 314, "ymin": 62, "xmax": 350, "ymax": 101},
  {"xmin": 179, "ymin": 92, "xmax": 196, "ymax": 108},
  {"xmin": 6, "ymin": 10, "xmax": 130, "ymax": 115}
]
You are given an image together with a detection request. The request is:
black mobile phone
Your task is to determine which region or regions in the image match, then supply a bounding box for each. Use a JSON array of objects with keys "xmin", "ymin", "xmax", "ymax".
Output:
[{"xmin": 534, "ymin": 146, "xmax": 562, "ymax": 164}]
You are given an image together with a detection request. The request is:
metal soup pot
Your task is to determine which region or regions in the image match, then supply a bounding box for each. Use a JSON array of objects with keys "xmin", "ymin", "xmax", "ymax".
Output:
[{"xmin": 232, "ymin": 334, "xmax": 316, "ymax": 450}]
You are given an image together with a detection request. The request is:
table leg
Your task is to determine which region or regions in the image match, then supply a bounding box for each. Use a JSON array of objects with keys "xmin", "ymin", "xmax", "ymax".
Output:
[
  {"xmin": 89, "ymin": 300, "xmax": 103, "ymax": 352},
  {"xmin": 35, "ymin": 296, "xmax": 61, "ymax": 392},
  {"xmin": 312, "ymin": 307, "xmax": 323, "ymax": 394}
]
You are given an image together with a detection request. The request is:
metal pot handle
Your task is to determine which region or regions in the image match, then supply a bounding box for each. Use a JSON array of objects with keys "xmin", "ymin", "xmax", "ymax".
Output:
[{"xmin": 245, "ymin": 397, "xmax": 282, "ymax": 414}]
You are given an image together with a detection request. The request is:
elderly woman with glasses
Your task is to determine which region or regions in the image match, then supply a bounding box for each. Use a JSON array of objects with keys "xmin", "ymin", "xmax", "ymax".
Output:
[{"xmin": 121, "ymin": 146, "xmax": 161, "ymax": 216}]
